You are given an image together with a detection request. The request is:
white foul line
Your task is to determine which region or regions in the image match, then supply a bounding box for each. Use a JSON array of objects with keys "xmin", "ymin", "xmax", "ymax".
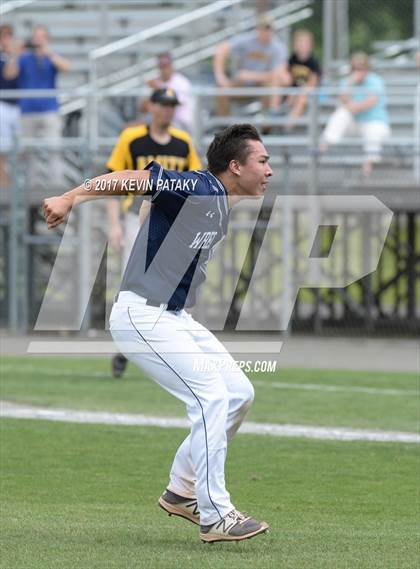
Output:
[
  {"xmin": 252, "ymin": 380, "xmax": 419, "ymax": 397},
  {"xmin": 3, "ymin": 366, "xmax": 418, "ymax": 397},
  {"xmin": 1, "ymin": 401, "xmax": 419, "ymax": 444}
]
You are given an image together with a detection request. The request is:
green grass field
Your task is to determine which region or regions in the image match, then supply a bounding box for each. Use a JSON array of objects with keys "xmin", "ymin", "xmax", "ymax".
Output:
[{"xmin": 1, "ymin": 356, "xmax": 419, "ymax": 569}]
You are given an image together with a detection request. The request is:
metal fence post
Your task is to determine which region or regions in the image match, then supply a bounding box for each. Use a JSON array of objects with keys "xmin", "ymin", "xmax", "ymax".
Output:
[
  {"xmin": 280, "ymin": 149, "xmax": 292, "ymax": 334},
  {"xmin": 192, "ymin": 91, "xmax": 204, "ymax": 157},
  {"xmin": 7, "ymin": 136, "xmax": 27, "ymax": 332},
  {"xmin": 308, "ymin": 92, "xmax": 322, "ymax": 333},
  {"xmin": 323, "ymin": 0, "xmax": 334, "ymax": 80},
  {"xmin": 415, "ymin": 0, "xmax": 420, "ymax": 46},
  {"xmin": 78, "ymin": 139, "xmax": 93, "ymax": 331}
]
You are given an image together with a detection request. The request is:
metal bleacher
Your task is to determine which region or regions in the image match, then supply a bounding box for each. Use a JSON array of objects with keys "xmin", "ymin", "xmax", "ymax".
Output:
[
  {"xmin": 1, "ymin": 0, "xmax": 419, "ymax": 333},
  {"xmin": 2, "ymin": 0, "xmax": 418, "ymax": 202},
  {"xmin": 4, "ymin": 0, "xmax": 224, "ymax": 87}
]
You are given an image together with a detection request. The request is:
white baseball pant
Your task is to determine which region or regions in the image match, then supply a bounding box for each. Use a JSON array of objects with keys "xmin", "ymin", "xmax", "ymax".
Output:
[
  {"xmin": 322, "ymin": 106, "xmax": 391, "ymax": 162},
  {"xmin": 109, "ymin": 291, "xmax": 254, "ymax": 525}
]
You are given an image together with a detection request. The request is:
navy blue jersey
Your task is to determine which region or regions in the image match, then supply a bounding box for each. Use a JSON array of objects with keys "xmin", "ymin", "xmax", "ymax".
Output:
[{"xmin": 120, "ymin": 161, "xmax": 230, "ymax": 308}]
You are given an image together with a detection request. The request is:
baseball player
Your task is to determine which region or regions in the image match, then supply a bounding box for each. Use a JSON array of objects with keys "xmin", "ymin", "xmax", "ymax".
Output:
[
  {"xmin": 107, "ymin": 87, "xmax": 202, "ymax": 378},
  {"xmin": 43, "ymin": 124, "xmax": 272, "ymax": 543}
]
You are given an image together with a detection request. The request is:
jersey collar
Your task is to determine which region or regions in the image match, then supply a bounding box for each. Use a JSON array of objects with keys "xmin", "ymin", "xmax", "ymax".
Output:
[{"xmin": 207, "ymin": 171, "xmax": 230, "ymax": 214}]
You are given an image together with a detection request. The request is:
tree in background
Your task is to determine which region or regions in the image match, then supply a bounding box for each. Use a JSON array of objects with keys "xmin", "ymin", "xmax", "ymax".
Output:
[{"xmin": 291, "ymin": 0, "xmax": 414, "ymax": 60}]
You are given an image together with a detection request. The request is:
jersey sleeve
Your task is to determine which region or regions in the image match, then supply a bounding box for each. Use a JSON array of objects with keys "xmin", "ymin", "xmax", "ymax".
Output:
[
  {"xmin": 144, "ymin": 161, "xmax": 203, "ymax": 216},
  {"xmin": 106, "ymin": 130, "xmax": 130, "ymax": 171}
]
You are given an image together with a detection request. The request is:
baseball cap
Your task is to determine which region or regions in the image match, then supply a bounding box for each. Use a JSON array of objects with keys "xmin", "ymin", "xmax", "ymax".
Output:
[
  {"xmin": 150, "ymin": 88, "xmax": 180, "ymax": 106},
  {"xmin": 256, "ymin": 14, "xmax": 274, "ymax": 28}
]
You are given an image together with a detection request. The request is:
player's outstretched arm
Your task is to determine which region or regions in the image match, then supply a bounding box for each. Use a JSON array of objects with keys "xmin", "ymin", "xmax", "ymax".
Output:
[{"xmin": 43, "ymin": 169, "xmax": 151, "ymax": 229}]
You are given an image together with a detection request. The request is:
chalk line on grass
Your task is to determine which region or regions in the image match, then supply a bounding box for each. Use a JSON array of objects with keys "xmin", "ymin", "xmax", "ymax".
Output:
[
  {"xmin": 1, "ymin": 401, "xmax": 419, "ymax": 444},
  {"xmin": 252, "ymin": 380, "xmax": 419, "ymax": 397},
  {"xmin": 2, "ymin": 365, "xmax": 418, "ymax": 397}
]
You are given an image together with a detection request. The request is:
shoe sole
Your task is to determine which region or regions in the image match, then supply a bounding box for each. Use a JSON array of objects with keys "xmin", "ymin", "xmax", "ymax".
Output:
[
  {"xmin": 200, "ymin": 522, "xmax": 270, "ymax": 543},
  {"xmin": 158, "ymin": 496, "xmax": 200, "ymax": 526}
]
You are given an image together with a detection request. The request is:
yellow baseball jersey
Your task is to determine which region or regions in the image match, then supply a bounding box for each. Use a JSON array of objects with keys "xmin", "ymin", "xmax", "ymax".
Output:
[{"xmin": 107, "ymin": 124, "xmax": 202, "ymax": 213}]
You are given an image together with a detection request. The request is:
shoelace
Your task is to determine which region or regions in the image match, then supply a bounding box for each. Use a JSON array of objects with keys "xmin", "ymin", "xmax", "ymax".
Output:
[
  {"xmin": 214, "ymin": 509, "xmax": 253, "ymax": 532},
  {"xmin": 227, "ymin": 510, "xmax": 250, "ymax": 524}
]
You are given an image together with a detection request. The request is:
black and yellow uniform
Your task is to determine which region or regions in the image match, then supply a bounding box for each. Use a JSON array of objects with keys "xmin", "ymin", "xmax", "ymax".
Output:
[
  {"xmin": 107, "ymin": 124, "xmax": 202, "ymax": 214},
  {"xmin": 288, "ymin": 53, "xmax": 321, "ymax": 87}
]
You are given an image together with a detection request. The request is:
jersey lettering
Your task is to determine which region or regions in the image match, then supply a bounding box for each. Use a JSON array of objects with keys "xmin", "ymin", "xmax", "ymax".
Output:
[
  {"xmin": 189, "ymin": 231, "xmax": 218, "ymax": 250},
  {"xmin": 137, "ymin": 155, "xmax": 188, "ymax": 171}
]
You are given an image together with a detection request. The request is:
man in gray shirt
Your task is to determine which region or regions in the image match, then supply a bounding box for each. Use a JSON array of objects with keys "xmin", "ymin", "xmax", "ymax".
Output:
[{"xmin": 214, "ymin": 14, "xmax": 288, "ymax": 115}]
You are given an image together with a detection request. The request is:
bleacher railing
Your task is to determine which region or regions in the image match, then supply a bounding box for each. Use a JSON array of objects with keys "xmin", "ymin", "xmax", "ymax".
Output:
[
  {"xmin": 60, "ymin": 0, "xmax": 313, "ymax": 117},
  {"xmin": 1, "ymin": 85, "xmax": 419, "ymax": 332},
  {"xmin": 0, "ymin": 0, "xmax": 36, "ymax": 16}
]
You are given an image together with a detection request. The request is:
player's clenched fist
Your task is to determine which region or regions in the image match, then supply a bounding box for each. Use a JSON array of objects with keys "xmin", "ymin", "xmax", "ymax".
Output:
[{"xmin": 43, "ymin": 195, "xmax": 73, "ymax": 229}]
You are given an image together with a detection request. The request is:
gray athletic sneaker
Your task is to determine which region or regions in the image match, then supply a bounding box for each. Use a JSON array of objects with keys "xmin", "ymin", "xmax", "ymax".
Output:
[
  {"xmin": 158, "ymin": 489, "xmax": 200, "ymax": 525},
  {"xmin": 200, "ymin": 509, "xmax": 269, "ymax": 543}
]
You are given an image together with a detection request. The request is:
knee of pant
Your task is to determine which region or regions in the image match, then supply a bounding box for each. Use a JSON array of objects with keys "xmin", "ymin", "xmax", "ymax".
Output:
[
  {"xmin": 201, "ymin": 388, "xmax": 229, "ymax": 414},
  {"xmin": 245, "ymin": 381, "xmax": 255, "ymax": 407},
  {"xmin": 238, "ymin": 380, "xmax": 255, "ymax": 410}
]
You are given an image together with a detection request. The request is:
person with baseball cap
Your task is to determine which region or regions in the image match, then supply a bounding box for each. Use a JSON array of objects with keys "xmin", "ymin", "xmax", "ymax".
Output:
[{"xmin": 107, "ymin": 87, "xmax": 202, "ymax": 378}]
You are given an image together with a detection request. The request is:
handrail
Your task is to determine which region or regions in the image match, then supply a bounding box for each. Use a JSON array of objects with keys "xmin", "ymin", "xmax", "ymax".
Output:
[
  {"xmin": 0, "ymin": 0, "xmax": 37, "ymax": 16},
  {"xmin": 96, "ymin": 3, "xmax": 313, "ymax": 97},
  {"xmin": 60, "ymin": 0, "xmax": 312, "ymax": 115},
  {"xmin": 0, "ymin": 0, "xmax": 192, "ymax": 12},
  {"xmin": 89, "ymin": 0, "xmax": 242, "ymax": 60},
  {"xmin": 88, "ymin": 0, "xmax": 312, "ymax": 87},
  {"xmin": 372, "ymin": 37, "xmax": 420, "ymax": 57},
  {"xmin": 1, "ymin": 84, "xmax": 419, "ymax": 100}
]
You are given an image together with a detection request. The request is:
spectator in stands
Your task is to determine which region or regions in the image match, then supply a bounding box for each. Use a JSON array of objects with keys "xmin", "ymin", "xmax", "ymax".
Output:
[
  {"xmin": 320, "ymin": 52, "xmax": 391, "ymax": 177},
  {"xmin": 213, "ymin": 14, "xmax": 289, "ymax": 116},
  {"xmin": 0, "ymin": 24, "xmax": 22, "ymax": 187},
  {"xmin": 4, "ymin": 25, "xmax": 70, "ymax": 188},
  {"xmin": 286, "ymin": 29, "xmax": 321, "ymax": 129},
  {"xmin": 107, "ymin": 87, "xmax": 202, "ymax": 378},
  {"xmin": 142, "ymin": 52, "xmax": 194, "ymax": 132}
]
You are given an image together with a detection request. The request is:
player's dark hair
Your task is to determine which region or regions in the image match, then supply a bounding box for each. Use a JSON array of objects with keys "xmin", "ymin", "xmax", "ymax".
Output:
[{"xmin": 206, "ymin": 124, "xmax": 262, "ymax": 175}]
